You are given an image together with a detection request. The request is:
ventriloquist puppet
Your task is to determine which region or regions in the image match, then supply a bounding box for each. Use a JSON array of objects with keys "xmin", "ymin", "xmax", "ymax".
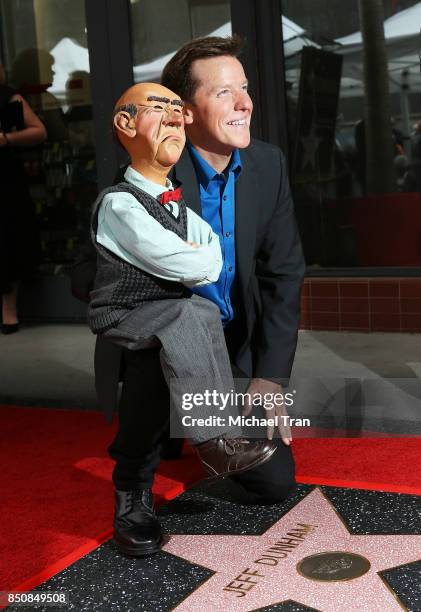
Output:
[{"xmin": 88, "ymin": 82, "xmax": 277, "ymax": 556}]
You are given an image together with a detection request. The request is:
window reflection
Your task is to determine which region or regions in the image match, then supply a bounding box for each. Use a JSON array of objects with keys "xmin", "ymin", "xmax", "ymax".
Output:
[
  {"xmin": 130, "ymin": 0, "xmax": 231, "ymax": 83},
  {"xmin": 0, "ymin": 0, "xmax": 96, "ymax": 271},
  {"xmin": 283, "ymin": 0, "xmax": 421, "ymax": 268}
]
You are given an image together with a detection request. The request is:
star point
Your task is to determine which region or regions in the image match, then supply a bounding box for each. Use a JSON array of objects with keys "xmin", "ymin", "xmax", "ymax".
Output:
[{"xmin": 163, "ymin": 487, "xmax": 421, "ymax": 611}]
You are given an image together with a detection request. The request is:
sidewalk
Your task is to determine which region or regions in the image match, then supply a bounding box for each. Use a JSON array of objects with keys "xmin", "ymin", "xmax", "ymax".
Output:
[{"xmin": 1, "ymin": 325, "xmax": 420, "ymax": 415}]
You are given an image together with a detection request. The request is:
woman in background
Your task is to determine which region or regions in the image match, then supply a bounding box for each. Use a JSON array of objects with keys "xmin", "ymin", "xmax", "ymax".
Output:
[{"xmin": 0, "ymin": 80, "xmax": 47, "ymax": 333}]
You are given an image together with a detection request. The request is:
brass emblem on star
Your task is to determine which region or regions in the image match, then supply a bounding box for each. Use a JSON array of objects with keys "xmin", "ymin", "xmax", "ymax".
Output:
[{"xmin": 297, "ymin": 551, "xmax": 371, "ymax": 582}]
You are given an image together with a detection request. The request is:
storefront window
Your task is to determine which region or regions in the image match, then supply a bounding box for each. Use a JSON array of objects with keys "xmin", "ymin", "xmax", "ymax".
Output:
[
  {"xmin": 0, "ymin": 0, "xmax": 96, "ymax": 273},
  {"xmin": 282, "ymin": 0, "xmax": 421, "ymax": 269},
  {"xmin": 130, "ymin": 0, "xmax": 231, "ymax": 83}
]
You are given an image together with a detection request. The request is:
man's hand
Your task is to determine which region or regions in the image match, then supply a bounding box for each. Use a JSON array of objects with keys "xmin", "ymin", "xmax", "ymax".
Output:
[
  {"xmin": 242, "ymin": 378, "xmax": 292, "ymax": 445},
  {"xmin": 186, "ymin": 241, "xmax": 199, "ymax": 248}
]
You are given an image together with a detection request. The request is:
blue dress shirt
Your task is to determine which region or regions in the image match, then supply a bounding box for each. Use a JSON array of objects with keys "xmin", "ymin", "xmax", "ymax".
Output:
[{"xmin": 187, "ymin": 142, "xmax": 242, "ymax": 324}]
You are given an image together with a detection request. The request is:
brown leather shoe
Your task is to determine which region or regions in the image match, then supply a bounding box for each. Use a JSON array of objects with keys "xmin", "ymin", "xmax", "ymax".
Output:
[{"xmin": 196, "ymin": 437, "xmax": 277, "ymax": 482}]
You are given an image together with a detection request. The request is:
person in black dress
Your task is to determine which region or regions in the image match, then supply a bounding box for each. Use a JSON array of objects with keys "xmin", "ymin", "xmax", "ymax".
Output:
[{"xmin": 0, "ymin": 83, "xmax": 46, "ymax": 333}]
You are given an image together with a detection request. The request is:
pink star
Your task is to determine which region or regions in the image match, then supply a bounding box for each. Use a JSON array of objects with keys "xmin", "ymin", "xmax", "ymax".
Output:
[{"xmin": 163, "ymin": 488, "xmax": 420, "ymax": 611}]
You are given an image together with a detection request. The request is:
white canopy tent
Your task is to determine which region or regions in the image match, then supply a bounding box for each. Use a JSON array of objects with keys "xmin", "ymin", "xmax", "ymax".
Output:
[
  {"xmin": 281, "ymin": 15, "xmax": 320, "ymax": 57},
  {"xmin": 333, "ymin": 2, "xmax": 421, "ymax": 97},
  {"xmin": 284, "ymin": 1, "xmax": 421, "ymax": 128},
  {"xmin": 48, "ymin": 16, "xmax": 316, "ymax": 102},
  {"xmin": 49, "ymin": 37, "xmax": 90, "ymax": 102},
  {"xmin": 336, "ymin": 2, "xmax": 421, "ymax": 46}
]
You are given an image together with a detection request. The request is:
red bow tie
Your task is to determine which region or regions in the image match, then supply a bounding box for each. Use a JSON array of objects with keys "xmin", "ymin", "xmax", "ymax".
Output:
[{"xmin": 159, "ymin": 187, "xmax": 182, "ymax": 205}]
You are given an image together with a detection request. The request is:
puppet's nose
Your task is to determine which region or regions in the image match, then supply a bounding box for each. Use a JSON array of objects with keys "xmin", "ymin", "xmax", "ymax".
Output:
[{"xmin": 162, "ymin": 108, "xmax": 183, "ymax": 127}]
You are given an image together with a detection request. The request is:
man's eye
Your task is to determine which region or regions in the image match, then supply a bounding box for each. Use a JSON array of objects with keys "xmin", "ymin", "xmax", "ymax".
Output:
[
  {"xmin": 154, "ymin": 105, "xmax": 164, "ymax": 110},
  {"xmin": 217, "ymin": 89, "xmax": 229, "ymax": 97}
]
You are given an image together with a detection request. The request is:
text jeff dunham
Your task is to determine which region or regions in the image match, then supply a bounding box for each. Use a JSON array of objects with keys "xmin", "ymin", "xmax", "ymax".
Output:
[{"xmin": 223, "ymin": 523, "xmax": 318, "ymax": 597}]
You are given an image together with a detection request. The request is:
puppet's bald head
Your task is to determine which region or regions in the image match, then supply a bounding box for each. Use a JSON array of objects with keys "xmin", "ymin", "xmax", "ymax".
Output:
[{"xmin": 113, "ymin": 83, "xmax": 185, "ymax": 183}]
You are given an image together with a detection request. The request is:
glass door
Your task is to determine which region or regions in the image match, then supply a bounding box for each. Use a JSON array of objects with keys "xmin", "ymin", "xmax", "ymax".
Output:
[{"xmin": 0, "ymin": 0, "xmax": 96, "ymax": 278}]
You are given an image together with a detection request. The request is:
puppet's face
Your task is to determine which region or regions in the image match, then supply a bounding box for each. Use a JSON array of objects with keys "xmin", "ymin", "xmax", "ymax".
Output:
[
  {"xmin": 184, "ymin": 55, "xmax": 253, "ymax": 155},
  {"xmin": 114, "ymin": 83, "xmax": 185, "ymax": 168}
]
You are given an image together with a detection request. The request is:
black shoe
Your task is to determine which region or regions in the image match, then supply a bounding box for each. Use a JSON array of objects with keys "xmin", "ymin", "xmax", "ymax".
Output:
[
  {"xmin": 113, "ymin": 488, "xmax": 163, "ymax": 556},
  {"xmin": 1, "ymin": 323, "xmax": 19, "ymax": 335}
]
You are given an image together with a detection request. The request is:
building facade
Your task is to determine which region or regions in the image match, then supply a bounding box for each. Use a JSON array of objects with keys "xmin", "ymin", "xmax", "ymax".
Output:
[{"xmin": 1, "ymin": 0, "xmax": 420, "ymax": 330}]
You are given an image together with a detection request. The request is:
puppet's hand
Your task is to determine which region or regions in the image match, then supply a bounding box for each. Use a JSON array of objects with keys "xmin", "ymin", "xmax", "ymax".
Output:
[{"xmin": 242, "ymin": 378, "xmax": 292, "ymax": 445}]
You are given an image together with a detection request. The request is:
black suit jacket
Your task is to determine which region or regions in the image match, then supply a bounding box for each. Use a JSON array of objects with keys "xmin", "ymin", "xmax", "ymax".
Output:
[{"xmin": 94, "ymin": 139, "xmax": 305, "ymax": 420}]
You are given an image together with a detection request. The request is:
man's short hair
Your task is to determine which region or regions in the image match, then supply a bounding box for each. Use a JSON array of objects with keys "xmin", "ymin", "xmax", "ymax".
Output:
[{"xmin": 161, "ymin": 35, "xmax": 244, "ymax": 102}]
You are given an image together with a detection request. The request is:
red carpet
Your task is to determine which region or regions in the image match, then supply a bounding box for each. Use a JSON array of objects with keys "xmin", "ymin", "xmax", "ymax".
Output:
[
  {"xmin": 1, "ymin": 405, "xmax": 419, "ymax": 594},
  {"xmin": 0, "ymin": 405, "xmax": 202, "ymax": 594},
  {"xmin": 293, "ymin": 437, "xmax": 421, "ymax": 495}
]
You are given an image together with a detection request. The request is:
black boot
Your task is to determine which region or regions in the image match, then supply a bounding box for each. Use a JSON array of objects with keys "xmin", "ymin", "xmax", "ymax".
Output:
[{"xmin": 113, "ymin": 489, "xmax": 163, "ymax": 556}]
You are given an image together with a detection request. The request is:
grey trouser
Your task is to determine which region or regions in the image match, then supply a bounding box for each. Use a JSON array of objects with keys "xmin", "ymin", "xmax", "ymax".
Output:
[{"xmin": 102, "ymin": 294, "xmax": 242, "ymax": 444}]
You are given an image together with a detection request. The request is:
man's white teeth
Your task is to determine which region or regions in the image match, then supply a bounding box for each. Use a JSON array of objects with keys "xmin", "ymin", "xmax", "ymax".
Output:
[{"xmin": 227, "ymin": 120, "xmax": 246, "ymax": 126}]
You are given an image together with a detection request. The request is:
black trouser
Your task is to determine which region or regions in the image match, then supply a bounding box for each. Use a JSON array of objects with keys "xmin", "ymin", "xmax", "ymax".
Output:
[{"xmin": 109, "ymin": 347, "xmax": 296, "ymax": 504}]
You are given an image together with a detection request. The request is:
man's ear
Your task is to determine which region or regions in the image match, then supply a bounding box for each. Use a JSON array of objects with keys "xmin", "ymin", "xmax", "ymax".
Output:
[
  {"xmin": 114, "ymin": 111, "xmax": 137, "ymax": 138},
  {"xmin": 183, "ymin": 104, "xmax": 194, "ymax": 125}
]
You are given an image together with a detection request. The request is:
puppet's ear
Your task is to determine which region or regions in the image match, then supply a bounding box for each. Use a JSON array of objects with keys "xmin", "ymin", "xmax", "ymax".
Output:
[
  {"xmin": 114, "ymin": 111, "xmax": 137, "ymax": 138},
  {"xmin": 183, "ymin": 105, "xmax": 194, "ymax": 125}
]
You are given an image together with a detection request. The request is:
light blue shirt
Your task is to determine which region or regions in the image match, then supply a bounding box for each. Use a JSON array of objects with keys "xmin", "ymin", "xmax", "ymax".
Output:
[
  {"xmin": 187, "ymin": 143, "xmax": 241, "ymax": 323},
  {"xmin": 96, "ymin": 166, "xmax": 222, "ymax": 287}
]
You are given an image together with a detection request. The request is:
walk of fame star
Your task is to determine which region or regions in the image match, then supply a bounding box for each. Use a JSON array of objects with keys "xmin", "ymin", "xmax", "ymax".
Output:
[
  {"xmin": 163, "ymin": 488, "xmax": 421, "ymax": 611},
  {"xmin": 299, "ymin": 125, "xmax": 322, "ymax": 171}
]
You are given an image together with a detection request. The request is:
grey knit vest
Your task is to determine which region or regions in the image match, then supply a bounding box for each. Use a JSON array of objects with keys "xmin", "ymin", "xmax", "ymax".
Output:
[{"xmin": 88, "ymin": 181, "xmax": 188, "ymax": 334}]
